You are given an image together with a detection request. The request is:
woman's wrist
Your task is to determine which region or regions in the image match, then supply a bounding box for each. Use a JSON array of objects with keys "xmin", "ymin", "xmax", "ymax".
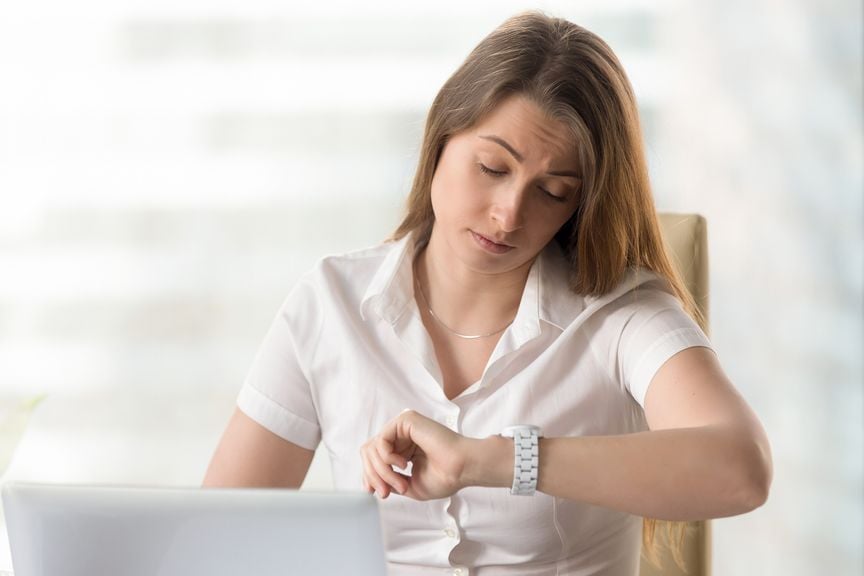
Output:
[{"xmin": 460, "ymin": 435, "xmax": 514, "ymax": 489}]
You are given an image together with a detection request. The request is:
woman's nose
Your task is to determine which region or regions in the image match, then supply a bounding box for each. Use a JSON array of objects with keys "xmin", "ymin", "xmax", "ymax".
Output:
[{"xmin": 489, "ymin": 184, "xmax": 526, "ymax": 232}]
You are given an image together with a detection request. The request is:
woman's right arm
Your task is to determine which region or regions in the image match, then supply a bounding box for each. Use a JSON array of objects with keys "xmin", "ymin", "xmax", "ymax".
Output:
[{"xmin": 203, "ymin": 408, "xmax": 315, "ymax": 488}]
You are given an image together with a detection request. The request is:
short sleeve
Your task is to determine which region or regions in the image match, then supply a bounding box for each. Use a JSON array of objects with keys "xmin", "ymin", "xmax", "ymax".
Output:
[
  {"xmin": 236, "ymin": 278, "xmax": 323, "ymax": 450},
  {"xmin": 620, "ymin": 303, "xmax": 712, "ymax": 407},
  {"xmin": 589, "ymin": 276, "xmax": 713, "ymax": 408}
]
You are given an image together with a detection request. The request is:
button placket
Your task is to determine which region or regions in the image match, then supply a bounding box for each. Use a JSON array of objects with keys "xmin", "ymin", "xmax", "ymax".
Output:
[{"xmin": 442, "ymin": 496, "xmax": 463, "ymax": 567}]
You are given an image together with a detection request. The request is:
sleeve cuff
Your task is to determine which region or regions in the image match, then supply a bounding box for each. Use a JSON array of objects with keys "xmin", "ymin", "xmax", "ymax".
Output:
[
  {"xmin": 236, "ymin": 383, "xmax": 321, "ymax": 451},
  {"xmin": 630, "ymin": 327, "xmax": 713, "ymax": 407}
]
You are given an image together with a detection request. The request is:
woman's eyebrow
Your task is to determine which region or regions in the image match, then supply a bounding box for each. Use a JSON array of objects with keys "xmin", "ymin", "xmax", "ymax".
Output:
[
  {"xmin": 479, "ymin": 134, "xmax": 524, "ymax": 162},
  {"xmin": 477, "ymin": 134, "xmax": 581, "ymax": 180}
]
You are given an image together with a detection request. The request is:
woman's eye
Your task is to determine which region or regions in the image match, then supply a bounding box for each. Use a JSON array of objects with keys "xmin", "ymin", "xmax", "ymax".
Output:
[
  {"xmin": 478, "ymin": 163, "xmax": 506, "ymax": 177},
  {"xmin": 539, "ymin": 186, "xmax": 568, "ymax": 203},
  {"xmin": 479, "ymin": 161, "xmax": 569, "ymax": 203}
]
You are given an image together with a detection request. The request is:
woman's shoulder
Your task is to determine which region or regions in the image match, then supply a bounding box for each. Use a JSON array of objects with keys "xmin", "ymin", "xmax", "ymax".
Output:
[
  {"xmin": 584, "ymin": 267, "xmax": 679, "ymax": 310},
  {"xmin": 311, "ymin": 241, "xmax": 396, "ymax": 273},
  {"xmin": 314, "ymin": 239, "xmax": 399, "ymax": 276},
  {"xmin": 273, "ymin": 238, "xmax": 407, "ymax": 327},
  {"xmin": 293, "ymin": 236, "xmax": 410, "ymax": 304},
  {"xmin": 568, "ymin": 267, "xmax": 686, "ymax": 337}
]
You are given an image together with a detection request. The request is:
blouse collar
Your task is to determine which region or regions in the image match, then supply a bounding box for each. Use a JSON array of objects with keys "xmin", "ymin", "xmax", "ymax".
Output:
[{"xmin": 360, "ymin": 233, "xmax": 587, "ymax": 335}]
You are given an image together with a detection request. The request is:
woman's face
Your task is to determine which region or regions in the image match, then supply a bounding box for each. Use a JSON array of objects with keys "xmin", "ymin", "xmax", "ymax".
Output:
[{"xmin": 428, "ymin": 94, "xmax": 582, "ymax": 276}]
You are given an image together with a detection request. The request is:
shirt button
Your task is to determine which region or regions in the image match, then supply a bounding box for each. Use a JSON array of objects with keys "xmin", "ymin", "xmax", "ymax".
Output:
[
  {"xmin": 445, "ymin": 415, "xmax": 458, "ymax": 427},
  {"xmin": 444, "ymin": 527, "xmax": 457, "ymax": 538},
  {"xmin": 453, "ymin": 569, "xmax": 466, "ymax": 576}
]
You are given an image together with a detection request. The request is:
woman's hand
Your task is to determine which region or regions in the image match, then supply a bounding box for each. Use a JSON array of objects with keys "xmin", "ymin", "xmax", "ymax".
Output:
[{"xmin": 360, "ymin": 410, "xmax": 475, "ymax": 501}]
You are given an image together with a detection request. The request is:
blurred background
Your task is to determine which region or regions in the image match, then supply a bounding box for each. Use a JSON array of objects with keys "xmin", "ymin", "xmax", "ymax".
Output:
[{"xmin": 0, "ymin": 0, "xmax": 861, "ymax": 574}]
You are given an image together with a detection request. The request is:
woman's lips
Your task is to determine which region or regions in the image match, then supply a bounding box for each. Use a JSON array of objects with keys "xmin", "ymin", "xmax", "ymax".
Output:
[{"xmin": 470, "ymin": 230, "xmax": 514, "ymax": 254}]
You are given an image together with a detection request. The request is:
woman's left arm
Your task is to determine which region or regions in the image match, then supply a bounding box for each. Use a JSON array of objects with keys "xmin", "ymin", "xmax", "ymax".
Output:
[
  {"xmin": 361, "ymin": 347, "xmax": 773, "ymax": 521},
  {"xmin": 507, "ymin": 346, "xmax": 773, "ymax": 520}
]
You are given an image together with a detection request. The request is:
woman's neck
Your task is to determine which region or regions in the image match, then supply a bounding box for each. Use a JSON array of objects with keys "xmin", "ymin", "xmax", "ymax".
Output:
[{"xmin": 415, "ymin": 231, "xmax": 533, "ymax": 335}]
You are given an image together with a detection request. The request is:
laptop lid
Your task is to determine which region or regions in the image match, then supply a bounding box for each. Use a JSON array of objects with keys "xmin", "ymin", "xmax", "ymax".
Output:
[{"xmin": 2, "ymin": 482, "xmax": 387, "ymax": 576}]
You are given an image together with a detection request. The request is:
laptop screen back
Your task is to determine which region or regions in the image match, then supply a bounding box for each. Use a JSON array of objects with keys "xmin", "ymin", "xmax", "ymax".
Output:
[{"xmin": 2, "ymin": 482, "xmax": 387, "ymax": 576}]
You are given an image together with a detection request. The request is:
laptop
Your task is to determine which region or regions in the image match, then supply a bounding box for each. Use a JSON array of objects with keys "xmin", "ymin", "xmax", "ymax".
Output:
[{"xmin": 1, "ymin": 482, "xmax": 388, "ymax": 576}]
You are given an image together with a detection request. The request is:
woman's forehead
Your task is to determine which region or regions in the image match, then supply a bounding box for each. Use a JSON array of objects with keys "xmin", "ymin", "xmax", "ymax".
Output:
[{"xmin": 467, "ymin": 95, "xmax": 580, "ymax": 165}]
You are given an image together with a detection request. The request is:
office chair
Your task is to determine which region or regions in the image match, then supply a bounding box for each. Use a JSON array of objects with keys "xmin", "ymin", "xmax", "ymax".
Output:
[{"xmin": 638, "ymin": 213, "xmax": 711, "ymax": 576}]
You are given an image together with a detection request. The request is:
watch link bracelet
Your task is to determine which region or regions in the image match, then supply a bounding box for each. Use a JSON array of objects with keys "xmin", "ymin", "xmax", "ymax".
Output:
[{"xmin": 499, "ymin": 425, "xmax": 542, "ymax": 496}]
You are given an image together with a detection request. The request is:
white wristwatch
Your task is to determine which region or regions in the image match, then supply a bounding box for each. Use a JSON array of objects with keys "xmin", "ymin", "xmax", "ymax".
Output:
[{"xmin": 499, "ymin": 425, "xmax": 542, "ymax": 496}]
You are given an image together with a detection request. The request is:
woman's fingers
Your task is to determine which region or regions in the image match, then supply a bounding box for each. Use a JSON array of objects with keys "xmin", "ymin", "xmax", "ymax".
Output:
[
  {"xmin": 361, "ymin": 445, "xmax": 392, "ymax": 498},
  {"xmin": 361, "ymin": 434, "xmax": 414, "ymax": 498},
  {"xmin": 361, "ymin": 440, "xmax": 410, "ymax": 497},
  {"xmin": 372, "ymin": 439, "xmax": 410, "ymax": 495},
  {"xmin": 377, "ymin": 435, "xmax": 410, "ymax": 469},
  {"xmin": 370, "ymin": 457, "xmax": 408, "ymax": 496},
  {"xmin": 361, "ymin": 409, "xmax": 469, "ymax": 502}
]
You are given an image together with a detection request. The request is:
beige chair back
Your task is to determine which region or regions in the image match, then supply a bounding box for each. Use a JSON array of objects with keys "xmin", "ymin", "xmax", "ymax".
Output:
[{"xmin": 638, "ymin": 213, "xmax": 711, "ymax": 576}]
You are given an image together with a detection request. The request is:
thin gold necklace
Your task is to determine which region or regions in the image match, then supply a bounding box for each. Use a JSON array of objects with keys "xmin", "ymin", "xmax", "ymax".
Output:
[{"xmin": 413, "ymin": 262, "xmax": 513, "ymax": 340}]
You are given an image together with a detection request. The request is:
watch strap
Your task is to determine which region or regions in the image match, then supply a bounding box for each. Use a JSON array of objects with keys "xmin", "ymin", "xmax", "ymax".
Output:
[{"xmin": 500, "ymin": 425, "xmax": 541, "ymax": 496}]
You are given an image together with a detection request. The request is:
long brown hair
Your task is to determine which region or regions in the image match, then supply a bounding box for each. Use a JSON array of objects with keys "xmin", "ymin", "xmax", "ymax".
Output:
[{"xmin": 392, "ymin": 10, "xmax": 704, "ymax": 569}]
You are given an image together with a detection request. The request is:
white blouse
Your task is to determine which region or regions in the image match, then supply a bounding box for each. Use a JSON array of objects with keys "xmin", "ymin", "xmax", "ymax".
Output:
[{"xmin": 236, "ymin": 233, "xmax": 712, "ymax": 576}]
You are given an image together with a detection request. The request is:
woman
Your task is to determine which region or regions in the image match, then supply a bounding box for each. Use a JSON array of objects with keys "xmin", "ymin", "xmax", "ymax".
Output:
[{"xmin": 204, "ymin": 11, "xmax": 772, "ymax": 575}]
